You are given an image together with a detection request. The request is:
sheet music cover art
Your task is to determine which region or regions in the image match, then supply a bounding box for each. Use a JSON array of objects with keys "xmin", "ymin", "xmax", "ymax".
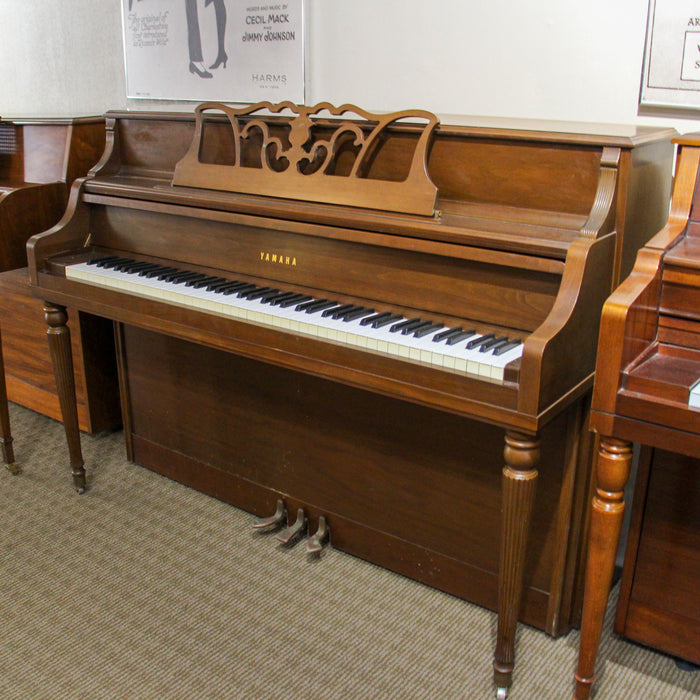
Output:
[
  {"xmin": 122, "ymin": 0, "xmax": 305, "ymax": 103},
  {"xmin": 641, "ymin": 0, "xmax": 700, "ymax": 109}
]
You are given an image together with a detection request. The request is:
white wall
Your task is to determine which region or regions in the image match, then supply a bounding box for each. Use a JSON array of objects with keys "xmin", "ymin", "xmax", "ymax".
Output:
[{"xmin": 1, "ymin": 0, "xmax": 698, "ymax": 134}]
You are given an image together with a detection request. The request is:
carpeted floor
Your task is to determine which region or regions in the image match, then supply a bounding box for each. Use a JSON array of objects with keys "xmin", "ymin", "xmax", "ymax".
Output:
[{"xmin": 1, "ymin": 402, "xmax": 698, "ymax": 699}]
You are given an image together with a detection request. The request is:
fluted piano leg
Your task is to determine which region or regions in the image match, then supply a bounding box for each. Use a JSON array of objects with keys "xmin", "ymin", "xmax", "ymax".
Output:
[
  {"xmin": 44, "ymin": 302, "xmax": 86, "ymax": 493},
  {"xmin": 573, "ymin": 437, "xmax": 632, "ymax": 699},
  {"xmin": 0, "ymin": 325, "xmax": 17, "ymax": 471},
  {"xmin": 493, "ymin": 430, "xmax": 539, "ymax": 698}
]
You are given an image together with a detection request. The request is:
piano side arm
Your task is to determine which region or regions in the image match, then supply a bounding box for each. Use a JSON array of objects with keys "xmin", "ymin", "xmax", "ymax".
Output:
[
  {"xmin": 590, "ymin": 140, "xmax": 700, "ymax": 418},
  {"xmin": 26, "ymin": 178, "xmax": 90, "ymax": 286},
  {"xmin": 0, "ymin": 181, "xmax": 67, "ymax": 271},
  {"xmin": 518, "ymin": 232, "xmax": 617, "ymax": 418}
]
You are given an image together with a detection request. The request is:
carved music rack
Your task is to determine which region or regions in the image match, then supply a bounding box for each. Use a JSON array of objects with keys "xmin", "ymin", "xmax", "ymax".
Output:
[{"xmin": 172, "ymin": 101, "xmax": 440, "ymax": 216}]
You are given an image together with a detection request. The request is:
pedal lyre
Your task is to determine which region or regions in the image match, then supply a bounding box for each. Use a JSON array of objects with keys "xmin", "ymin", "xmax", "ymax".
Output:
[
  {"xmin": 275, "ymin": 508, "xmax": 307, "ymax": 546},
  {"xmin": 252, "ymin": 499, "xmax": 286, "ymax": 532},
  {"xmin": 306, "ymin": 516, "xmax": 329, "ymax": 555}
]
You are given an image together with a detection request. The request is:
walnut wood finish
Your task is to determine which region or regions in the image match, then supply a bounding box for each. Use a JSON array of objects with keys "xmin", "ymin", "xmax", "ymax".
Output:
[
  {"xmin": 0, "ymin": 268, "xmax": 119, "ymax": 433},
  {"xmin": 44, "ymin": 302, "xmax": 85, "ymax": 493},
  {"xmin": 26, "ymin": 106, "xmax": 675, "ymax": 697},
  {"xmin": 0, "ymin": 325, "xmax": 16, "ymax": 469},
  {"xmin": 574, "ymin": 136, "xmax": 700, "ymax": 699},
  {"xmin": 0, "ymin": 117, "xmax": 117, "ymax": 433},
  {"xmin": 615, "ymin": 447, "xmax": 700, "ymax": 666}
]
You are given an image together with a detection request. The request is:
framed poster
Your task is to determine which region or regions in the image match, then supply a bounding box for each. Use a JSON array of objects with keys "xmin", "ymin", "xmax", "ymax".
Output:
[
  {"xmin": 641, "ymin": 0, "xmax": 700, "ymax": 108},
  {"xmin": 122, "ymin": 0, "xmax": 305, "ymax": 103}
]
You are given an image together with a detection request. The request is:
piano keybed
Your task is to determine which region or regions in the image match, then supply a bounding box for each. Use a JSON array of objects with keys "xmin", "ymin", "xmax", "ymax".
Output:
[{"xmin": 64, "ymin": 255, "xmax": 524, "ymax": 382}]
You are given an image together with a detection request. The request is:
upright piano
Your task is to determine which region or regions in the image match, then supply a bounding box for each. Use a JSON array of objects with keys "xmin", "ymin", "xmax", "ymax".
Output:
[
  {"xmin": 26, "ymin": 103, "xmax": 675, "ymax": 697},
  {"xmin": 574, "ymin": 135, "xmax": 700, "ymax": 699},
  {"xmin": 0, "ymin": 115, "xmax": 119, "ymax": 437}
]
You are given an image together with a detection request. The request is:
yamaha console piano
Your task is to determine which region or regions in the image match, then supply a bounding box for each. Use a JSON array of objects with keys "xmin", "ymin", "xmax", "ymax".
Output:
[
  {"xmin": 574, "ymin": 135, "xmax": 700, "ymax": 699},
  {"xmin": 27, "ymin": 103, "xmax": 675, "ymax": 697}
]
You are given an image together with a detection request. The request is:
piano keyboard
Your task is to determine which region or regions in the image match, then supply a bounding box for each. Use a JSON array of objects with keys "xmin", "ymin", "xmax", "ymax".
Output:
[
  {"xmin": 691, "ymin": 379, "xmax": 700, "ymax": 409},
  {"xmin": 65, "ymin": 256, "xmax": 524, "ymax": 381}
]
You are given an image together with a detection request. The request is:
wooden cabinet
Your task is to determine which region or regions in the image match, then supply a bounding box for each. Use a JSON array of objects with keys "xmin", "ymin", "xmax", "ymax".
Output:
[
  {"xmin": 615, "ymin": 447, "xmax": 700, "ymax": 665},
  {"xmin": 0, "ymin": 116, "xmax": 120, "ymax": 433}
]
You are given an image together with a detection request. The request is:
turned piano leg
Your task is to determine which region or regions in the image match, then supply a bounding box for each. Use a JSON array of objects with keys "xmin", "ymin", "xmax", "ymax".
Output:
[
  {"xmin": 493, "ymin": 430, "xmax": 539, "ymax": 699},
  {"xmin": 0, "ymin": 325, "xmax": 17, "ymax": 471},
  {"xmin": 573, "ymin": 437, "xmax": 632, "ymax": 700},
  {"xmin": 44, "ymin": 302, "xmax": 86, "ymax": 493}
]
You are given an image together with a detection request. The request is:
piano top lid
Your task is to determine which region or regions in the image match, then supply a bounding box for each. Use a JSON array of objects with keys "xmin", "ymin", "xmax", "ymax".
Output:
[{"xmin": 0, "ymin": 115, "xmax": 104, "ymax": 125}]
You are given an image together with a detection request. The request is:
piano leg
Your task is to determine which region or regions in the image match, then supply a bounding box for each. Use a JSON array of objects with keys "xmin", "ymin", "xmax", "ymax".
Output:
[
  {"xmin": 493, "ymin": 430, "xmax": 539, "ymax": 698},
  {"xmin": 44, "ymin": 302, "xmax": 86, "ymax": 493},
  {"xmin": 573, "ymin": 437, "xmax": 632, "ymax": 699},
  {"xmin": 0, "ymin": 325, "xmax": 17, "ymax": 471}
]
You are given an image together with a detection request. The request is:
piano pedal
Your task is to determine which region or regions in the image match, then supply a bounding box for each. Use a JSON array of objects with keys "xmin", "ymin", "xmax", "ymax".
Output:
[
  {"xmin": 252, "ymin": 499, "xmax": 287, "ymax": 532},
  {"xmin": 306, "ymin": 516, "xmax": 329, "ymax": 555},
  {"xmin": 275, "ymin": 507, "xmax": 307, "ymax": 546}
]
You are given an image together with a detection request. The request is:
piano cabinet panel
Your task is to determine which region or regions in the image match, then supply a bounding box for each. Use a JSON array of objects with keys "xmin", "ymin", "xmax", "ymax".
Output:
[
  {"xmin": 615, "ymin": 447, "xmax": 700, "ymax": 665},
  {"xmin": 0, "ymin": 268, "xmax": 120, "ymax": 434},
  {"xmin": 116, "ymin": 323, "xmax": 595, "ymax": 636}
]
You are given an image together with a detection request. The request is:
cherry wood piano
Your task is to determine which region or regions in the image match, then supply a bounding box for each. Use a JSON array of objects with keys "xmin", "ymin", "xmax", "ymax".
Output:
[
  {"xmin": 574, "ymin": 134, "xmax": 700, "ymax": 698},
  {"xmin": 26, "ymin": 103, "xmax": 675, "ymax": 697}
]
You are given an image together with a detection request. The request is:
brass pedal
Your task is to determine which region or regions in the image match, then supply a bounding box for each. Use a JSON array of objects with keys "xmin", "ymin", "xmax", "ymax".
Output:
[
  {"xmin": 252, "ymin": 499, "xmax": 287, "ymax": 532},
  {"xmin": 275, "ymin": 507, "xmax": 307, "ymax": 546},
  {"xmin": 306, "ymin": 516, "xmax": 329, "ymax": 554}
]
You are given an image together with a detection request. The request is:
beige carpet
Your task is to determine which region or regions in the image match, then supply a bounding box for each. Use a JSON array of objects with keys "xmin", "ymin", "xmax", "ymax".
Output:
[{"xmin": 1, "ymin": 402, "xmax": 698, "ymax": 699}]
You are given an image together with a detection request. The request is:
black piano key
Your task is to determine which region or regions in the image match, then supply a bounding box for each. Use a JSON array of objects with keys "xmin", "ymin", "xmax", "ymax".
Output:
[
  {"xmin": 263, "ymin": 291, "xmax": 298, "ymax": 305},
  {"xmin": 99, "ymin": 256, "xmax": 133, "ymax": 269},
  {"xmin": 432, "ymin": 326, "xmax": 463, "ymax": 342},
  {"xmin": 207, "ymin": 279, "xmax": 241, "ymax": 292},
  {"xmin": 224, "ymin": 283, "xmax": 256, "ymax": 296},
  {"xmin": 333, "ymin": 305, "xmax": 366, "ymax": 320},
  {"xmin": 277, "ymin": 294, "xmax": 312, "ymax": 308},
  {"xmin": 304, "ymin": 300, "xmax": 339, "ymax": 314},
  {"xmin": 372, "ymin": 313, "xmax": 404, "ymax": 329},
  {"xmin": 389, "ymin": 317, "xmax": 422, "ymax": 333},
  {"xmin": 493, "ymin": 339, "xmax": 522, "ymax": 356},
  {"xmin": 413, "ymin": 323, "xmax": 444, "ymax": 338},
  {"xmin": 88, "ymin": 255, "xmax": 121, "ymax": 266},
  {"xmin": 158, "ymin": 268, "xmax": 187, "ymax": 281},
  {"xmin": 445, "ymin": 329, "xmax": 476, "ymax": 345},
  {"xmin": 187, "ymin": 275, "xmax": 222, "ymax": 288},
  {"xmin": 115, "ymin": 260, "xmax": 146, "ymax": 272},
  {"xmin": 243, "ymin": 287, "xmax": 279, "ymax": 301},
  {"xmin": 323, "ymin": 303, "xmax": 355, "ymax": 318},
  {"xmin": 235, "ymin": 284, "xmax": 264, "ymax": 298},
  {"xmin": 295, "ymin": 298, "xmax": 328, "ymax": 312},
  {"xmin": 402, "ymin": 320, "xmax": 434, "ymax": 336},
  {"xmin": 343, "ymin": 307, "xmax": 375, "ymax": 322},
  {"xmin": 466, "ymin": 333, "xmax": 495, "ymax": 350},
  {"xmin": 142, "ymin": 266, "xmax": 177, "ymax": 278},
  {"xmin": 360, "ymin": 311, "xmax": 392, "ymax": 326},
  {"xmin": 134, "ymin": 263, "xmax": 163, "ymax": 276},
  {"xmin": 170, "ymin": 271, "xmax": 204, "ymax": 284},
  {"xmin": 173, "ymin": 272, "xmax": 207, "ymax": 285},
  {"xmin": 479, "ymin": 335, "xmax": 509, "ymax": 352}
]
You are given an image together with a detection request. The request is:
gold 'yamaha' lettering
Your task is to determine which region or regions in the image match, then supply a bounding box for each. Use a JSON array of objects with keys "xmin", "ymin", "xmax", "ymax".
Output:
[{"xmin": 260, "ymin": 251, "xmax": 297, "ymax": 266}]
